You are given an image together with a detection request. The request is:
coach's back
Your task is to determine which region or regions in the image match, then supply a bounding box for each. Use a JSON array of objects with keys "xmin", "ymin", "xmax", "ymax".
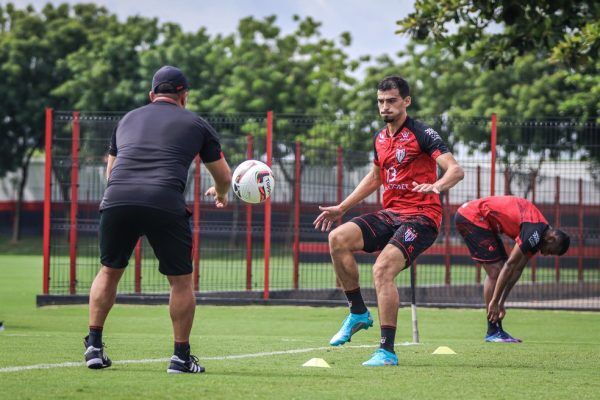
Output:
[{"xmin": 100, "ymin": 101, "xmax": 222, "ymax": 215}]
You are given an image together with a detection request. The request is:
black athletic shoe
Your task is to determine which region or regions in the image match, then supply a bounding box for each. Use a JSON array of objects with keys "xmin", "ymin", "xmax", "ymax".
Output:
[
  {"xmin": 83, "ymin": 336, "xmax": 112, "ymax": 369},
  {"xmin": 167, "ymin": 354, "xmax": 205, "ymax": 374}
]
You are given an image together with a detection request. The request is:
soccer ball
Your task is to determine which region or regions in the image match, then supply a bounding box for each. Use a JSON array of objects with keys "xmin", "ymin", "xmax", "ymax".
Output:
[{"xmin": 232, "ymin": 160, "xmax": 275, "ymax": 204}]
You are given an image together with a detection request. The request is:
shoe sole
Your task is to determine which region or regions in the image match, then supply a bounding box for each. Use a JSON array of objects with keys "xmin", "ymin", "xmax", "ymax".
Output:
[
  {"xmin": 167, "ymin": 369, "xmax": 185, "ymax": 374},
  {"xmin": 167, "ymin": 368, "xmax": 205, "ymax": 374},
  {"xmin": 330, "ymin": 320, "xmax": 374, "ymax": 346},
  {"xmin": 362, "ymin": 362, "xmax": 398, "ymax": 367},
  {"xmin": 86, "ymin": 359, "xmax": 109, "ymax": 369}
]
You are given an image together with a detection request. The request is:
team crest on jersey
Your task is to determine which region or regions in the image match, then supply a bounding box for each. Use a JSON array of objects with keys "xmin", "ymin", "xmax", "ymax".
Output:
[
  {"xmin": 528, "ymin": 231, "xmax": 540, "ymax": 247},
  {"xmin": 396, "ymin": 148, "xmax": 406, "ymax": 163},
  {"xmin": 425, "ymin": 127, "xmax": 441, "ymax": 141},
  {"xmin": 404, "ymin": 227, "xmax": 417, "ymax": 242}
]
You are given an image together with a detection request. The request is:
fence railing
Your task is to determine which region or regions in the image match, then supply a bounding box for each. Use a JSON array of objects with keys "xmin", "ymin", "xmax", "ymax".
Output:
[{"xmin": 41, "ymin": 109, "xmax": 600, "ymax": 309}]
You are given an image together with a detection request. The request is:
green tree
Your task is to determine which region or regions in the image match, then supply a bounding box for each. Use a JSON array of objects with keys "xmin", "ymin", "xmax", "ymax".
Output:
[
  {"xmin": 396, "ymin": 0, "xmax": 600, "ymax": 71},
  {"xmin": 352, "ymin": 40, "xmax": 600, "ymax": 192},
  {"xmin": 189, "ymin": 16, "xmax": 367, "ymax": 179},
  {"xmin": 52, "ymin": 13, "xmax": 161, "ymax": 111},
  {"xmin": 0, "ymin": 2, "xmax": 112, "ymax": 241}
]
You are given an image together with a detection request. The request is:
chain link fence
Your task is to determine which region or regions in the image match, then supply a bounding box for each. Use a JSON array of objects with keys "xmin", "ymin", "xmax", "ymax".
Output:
[{"xmin": 41, "ymin": 110, "xmax": 600, "ymax": 309}]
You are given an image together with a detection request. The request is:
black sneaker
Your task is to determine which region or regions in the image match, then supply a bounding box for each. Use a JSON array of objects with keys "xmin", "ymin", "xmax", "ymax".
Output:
[
  {"xmin": 83, "ymin": 335, "xmax": 112, "ymax": 369},
  {"xmin": 167, "ymin": 355, "xmax": 205, "ymax": 374}
]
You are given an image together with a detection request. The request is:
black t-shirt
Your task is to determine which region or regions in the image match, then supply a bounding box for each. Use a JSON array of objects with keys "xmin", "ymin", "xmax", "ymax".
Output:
[{"xmin": 100, "ymin": 101, "xmax": 222, "ymax": 215}]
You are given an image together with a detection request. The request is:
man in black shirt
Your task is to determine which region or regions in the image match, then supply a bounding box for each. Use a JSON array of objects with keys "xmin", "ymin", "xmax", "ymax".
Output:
[{"xmin": 84, "ymin": 66, "xmax": 231, "ymax": 374}]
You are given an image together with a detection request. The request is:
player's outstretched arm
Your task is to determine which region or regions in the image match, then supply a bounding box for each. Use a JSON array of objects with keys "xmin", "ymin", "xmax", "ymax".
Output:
[
  {"xmin": 412, "ymin": 153, "xmax": 464, "ymax": 193},
  {"xmin": 204, "ymin": 157, "xmax": 232, "ymax": 208},
  {"xmin": 313, "ymin": 164, "xmax": 381, "ymax": 232},
  {"xmin": 488, "ymin": 245, "xmax": 528, "ymax": 322}
]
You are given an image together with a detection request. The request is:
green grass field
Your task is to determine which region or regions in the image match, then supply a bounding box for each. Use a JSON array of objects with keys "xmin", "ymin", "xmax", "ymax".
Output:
[{"xmin": 1, "ymin": 254, "xmax": 599, "ymax": 400}]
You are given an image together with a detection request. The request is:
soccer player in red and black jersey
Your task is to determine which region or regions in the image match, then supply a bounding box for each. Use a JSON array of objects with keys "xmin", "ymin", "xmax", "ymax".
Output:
[
  {"xmin": 455, "ymin": 196, "xmax": 570, "ymax": 342},
  {"xmin": 313, "ymin": 76, "xmax": 464, "ymax": 366}
]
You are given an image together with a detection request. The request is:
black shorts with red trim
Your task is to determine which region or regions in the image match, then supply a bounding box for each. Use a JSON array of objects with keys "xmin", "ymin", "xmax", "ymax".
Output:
[
  {"xmin": 454, "ymin": 212, "xmax": 508, "ymax": 263},
  {"xmin": 350, "ymin": 210, "xmax": 438, "ymax": 266}
]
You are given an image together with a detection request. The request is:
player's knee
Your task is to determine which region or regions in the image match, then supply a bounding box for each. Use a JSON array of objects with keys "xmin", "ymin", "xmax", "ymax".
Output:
[
  {"xmin": 328, "ymin": 228, "xmax": 350, "ymax": 252},
  {"xmin": 485, "ymin": 265, "xmax": 501, "ymax": 280},
  {"xmin": 167, "ymin": 274, "xmax": 193, "ymax": 290},
  {"xmin": 372, "ymin": 261, "xmax": 394, "ymax": 284}
]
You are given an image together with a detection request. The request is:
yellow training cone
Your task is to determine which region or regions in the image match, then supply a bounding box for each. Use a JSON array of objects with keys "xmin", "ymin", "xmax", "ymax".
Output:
[
  {"xmin": 432, "ymin": 346, "xmax": 456, "ymax": 355},
  {"xmin": 302, "ymin": 358, "xmax": 331, "ymax": 368}
]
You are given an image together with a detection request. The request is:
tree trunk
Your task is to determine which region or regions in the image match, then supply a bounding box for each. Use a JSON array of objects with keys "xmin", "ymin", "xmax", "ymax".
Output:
[{"xmin": 10, "ymin": 147, "xmax": 36, "ymax": 243}]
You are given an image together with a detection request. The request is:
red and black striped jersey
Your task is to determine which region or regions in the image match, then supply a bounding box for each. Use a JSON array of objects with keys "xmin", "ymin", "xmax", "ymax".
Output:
[
  {"xmin": 458, "ymin": 196, "xmax": 549, "ymax": 255},
  {"xmin": 373, "ymin": 116, "xmax": 449, "ymax": 228}
]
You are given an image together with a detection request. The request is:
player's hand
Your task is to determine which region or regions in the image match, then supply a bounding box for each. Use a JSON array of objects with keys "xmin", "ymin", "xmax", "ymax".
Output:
[
  {"xmin": 498, "ymin": 302, "xmax": 506, "ymax": 320},
  {"xmin": 411, "ymin": 181, "xmax": 440, "ymax": 194},
  {"xmin": 313, "ymin": 205, "xmax": 344, "ymax": 232},
  {"xmin": 487, "ymin": 300, "xmax": 501, "ymax": 323},
  {"xmin": 205, "ymin": 186, "xmax": 228, "ymax": 208}
]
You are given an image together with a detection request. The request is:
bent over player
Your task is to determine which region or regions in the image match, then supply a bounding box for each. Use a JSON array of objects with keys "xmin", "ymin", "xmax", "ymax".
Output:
[
  {"xmin": 84, "ymin": 66, "xmax": 231, "ymax": 374},
  {"xmin": 314, "ymin": 76, "xmax": 464, "ymax": 366},
  {"xmin": 454, "ymin": 196, "xmax": 570, "ymax": 342}
]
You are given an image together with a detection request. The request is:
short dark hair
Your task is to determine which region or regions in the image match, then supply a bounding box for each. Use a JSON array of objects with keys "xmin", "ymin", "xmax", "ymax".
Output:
[
  {"xmin": 553, "ymin": 229, "xmax": 570, "ymax": 256},
  {"xmin": 378, "ymin": 76, "xmax": 410, "ymax": 97}
]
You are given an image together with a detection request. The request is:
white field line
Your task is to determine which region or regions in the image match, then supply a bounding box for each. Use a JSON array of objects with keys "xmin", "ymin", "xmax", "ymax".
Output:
[{"xmin": 0, "ymin": 342, "xmax": 421, "ymax": 374}]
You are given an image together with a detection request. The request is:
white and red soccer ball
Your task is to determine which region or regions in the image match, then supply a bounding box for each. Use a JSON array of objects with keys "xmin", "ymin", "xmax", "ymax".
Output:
[{"xmin": 232, "ymin": 160, "xmax": 275, "ymax": 204}]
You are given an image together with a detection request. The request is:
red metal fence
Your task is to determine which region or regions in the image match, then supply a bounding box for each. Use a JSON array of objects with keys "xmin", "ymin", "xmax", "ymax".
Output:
[{"xmin": 41, "ymin": 110, "xmax": 600, "ymax": 309}]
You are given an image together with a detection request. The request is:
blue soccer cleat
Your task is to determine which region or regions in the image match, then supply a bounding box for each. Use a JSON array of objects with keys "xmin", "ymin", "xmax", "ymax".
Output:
[
  {"xmin": 485, "ymin": 330, "xmax": 522, "ymax": 343},
  {"xmin": 329, "ymin": 310, "xmax": 373, "ymax": 346},
  {"xmin": 362, "ymin": 348, "xmax": 398, "ymax": 366}
]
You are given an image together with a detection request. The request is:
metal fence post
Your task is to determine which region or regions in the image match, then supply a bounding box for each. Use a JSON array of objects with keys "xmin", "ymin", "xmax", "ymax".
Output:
[
  {"xmin": 192, "ymin": 156, "xmax": 201, "ymax": 292},
  {"xmin": 264, "ymin": 111, "xmax": 273, "ymax": 299},
  {"xmin": 42, "ymin": 108, "xmax": 53, "ymax": 295},
  {"xmin": 246, "ymin": 135, "xmax": 254, "ymax": 291},
  {"xmin": 490, "ymin": 114, "xmax": 497, "ymax": 196},
  {"xmin": 444, "ymin": 191, "xmax": 451, "ymax": 285},
  {"xmin": 336, "ymin": 146, "xmax": 343, "ymax": 226},
  {"xmin": 475, "ymin": 165, "xmax": 481, "ymax": 284},
  {"xmin": 135, "ymin": 239, "xmax": 142, "ymax": 293},
  {"xmin": 69, "ymin": 112, "xmax": 80, "ymax": 295},
  {"xmin": 578, "ymin": 178, "xmax": 584, "ymax": 282},
  {"xmin": 554, "ymin": 176, "xmax": 560, "ymax": 283},
  {"xmin": 293, "ymin": 140, "xmax": 301, "ymax": 290}
]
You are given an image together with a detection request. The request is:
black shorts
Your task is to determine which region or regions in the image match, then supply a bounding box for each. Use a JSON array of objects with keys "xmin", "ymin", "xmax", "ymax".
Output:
[
  {"xmin": 99, "ymin": 206, "xmax": 193, "ymax": 276},
  {"xmin": 454, "ymin": 212, "xmax": 507, "ymax": 263},
  {"xmin": 350, "ymin": 210, "xmax": 438, "ymax": 266}
]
